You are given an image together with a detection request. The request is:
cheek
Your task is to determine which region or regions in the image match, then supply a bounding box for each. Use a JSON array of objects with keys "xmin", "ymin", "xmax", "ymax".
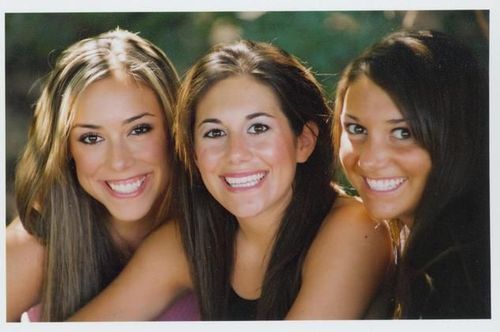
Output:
[
  {"xmin": 136, "ymin": 126, "xmax": 169, "ymax": 163},
  {"xmin": 256, "ymin": 131, "xmax": 297, "ymax": 163},
  {"xmin": 338, "ymin": 134, "xmax": 355, "ymax": 168},
  {"xmin": 146, "ymin": 136, "xmax": 169, "ymax": 163},
  {"xmin": 70, "ymin": 145, "xmax": 102, "ymax": 179},
  {"xmin": 415, "ymin": 150, "xmax": 432, "ymax": 182},
  {"xmin": 400, "ymin": 147, "xmax": 432, "ymax": 176},
  {"xmin": 194, "ymin": 145, "xmax": 219, "ymax": 175}
]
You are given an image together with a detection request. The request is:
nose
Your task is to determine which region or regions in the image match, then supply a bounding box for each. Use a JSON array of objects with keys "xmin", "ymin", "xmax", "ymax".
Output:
[
  {"xmin": 357, "ymin": 137, "xmax": 389, "ymax": 172},
  {"xmin": 226, "ymin": 133, "xmax": 252, "ymax": 164},
  {"xmin": 107, "ymin": 139, "xmax": 134, "ymax": 171}
]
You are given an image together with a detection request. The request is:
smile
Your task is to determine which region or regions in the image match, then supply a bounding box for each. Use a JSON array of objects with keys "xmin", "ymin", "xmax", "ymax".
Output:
[
  {"xmin": 223, "ymin": 171, "xmax": 267, "ymax": 189},
  {"xmin": 365, "ymin": 177, "xmax": 407, "ymax": 192},
  {"xmin": 106, "ymin": 175, "xmax": 147, "ymax": 195}
]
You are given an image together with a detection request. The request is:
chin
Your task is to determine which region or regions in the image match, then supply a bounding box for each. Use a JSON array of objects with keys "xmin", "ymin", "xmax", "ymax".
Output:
[
  {"xmin": 110, "ymin": 210, "xmax": 150, "ymax": 224},
  {"xmin": 366, "ymin": 206, "xmax": 400, "ymax": 222}
]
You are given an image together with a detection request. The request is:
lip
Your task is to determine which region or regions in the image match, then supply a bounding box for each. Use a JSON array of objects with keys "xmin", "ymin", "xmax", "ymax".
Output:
[
  {"xmin": 103, "ymin": 173, "xmax": 151, "ymax": 198},
  {"xmin": 363, "ymin": 176, "xmax": 407, "ymax": 193},
  {"xmin": 220, "ymin": 170, "xmax": 268, "ymax": 192}
]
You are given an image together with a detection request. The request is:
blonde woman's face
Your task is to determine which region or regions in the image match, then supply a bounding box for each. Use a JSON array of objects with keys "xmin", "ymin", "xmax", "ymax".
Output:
[
  {"xmin": 338, "ymin": 76, "xmax": 431, "ymax": 227},
  {"xmin": 69, "ymin": 76, "xmax": 169, "ymax": 226}
]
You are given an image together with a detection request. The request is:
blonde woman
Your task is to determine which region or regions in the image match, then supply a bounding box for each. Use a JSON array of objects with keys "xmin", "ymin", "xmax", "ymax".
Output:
[{"xmin": 6, "ymin": 29, "xmax": 198, "ymax": 321}]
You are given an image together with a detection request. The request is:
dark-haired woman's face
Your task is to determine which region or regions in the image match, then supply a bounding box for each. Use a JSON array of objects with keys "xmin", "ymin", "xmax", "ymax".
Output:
[
  {"xmin": 193, "ymin": 75, "xmax": 314, "ymax": 222},
  {"xmin": 338, "ymin": 76, "xmax": 431, "ymax": 227}
]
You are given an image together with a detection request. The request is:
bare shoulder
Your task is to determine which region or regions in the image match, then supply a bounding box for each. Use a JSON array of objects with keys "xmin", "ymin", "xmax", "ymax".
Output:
[
  {"xmin": 303, "ymin": 195, "xmax": 392, "ymax": 277},
  {"xmin": 6, "ymin": 217, "xmax": 45, "ymax": 321},
  {"xmin": 6, "ymin": 217, "xmax": 45, "ymax": 259},
  {"xmin": 321, "ymin": 196, "xmax": 389, "ymax": 244},
  {"xmin": 288, "ymin": 196, "xmax": 393, "ymax": 319}
]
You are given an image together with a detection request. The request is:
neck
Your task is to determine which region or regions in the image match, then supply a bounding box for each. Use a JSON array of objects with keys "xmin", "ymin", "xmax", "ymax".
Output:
[
  {"xmin": 234, "ymin": 187, "xmax": 292, "ymax": 251},
  {"xmin": 235, "ymin": 210, "xmax": 284, "ymax": 262},
  {"xmin": 232, "ymin": 215, "xmax": 282, "ymax": 299},
  {"xmin": 108, "ymin": 214, "xmax": 157, "ymax": 256}
]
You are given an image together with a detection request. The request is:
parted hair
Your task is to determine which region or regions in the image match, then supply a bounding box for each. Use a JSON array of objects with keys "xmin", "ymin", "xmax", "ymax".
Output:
[
  {"xmin": 333, "ymin": 30, "xmax": 490, "ymax": 318},
  {"xmin": 175, "ymin": 40, "xmax": 336, "ymax": 319},
  {"xmin": 15, "ymin": 28, "xmax": 180, "ymax": 321}
]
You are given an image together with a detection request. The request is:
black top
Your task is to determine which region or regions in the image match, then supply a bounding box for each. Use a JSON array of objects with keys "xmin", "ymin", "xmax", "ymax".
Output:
[{"xmin": 225, "ymin": 288, "xmax": 258, "ymax": 320}]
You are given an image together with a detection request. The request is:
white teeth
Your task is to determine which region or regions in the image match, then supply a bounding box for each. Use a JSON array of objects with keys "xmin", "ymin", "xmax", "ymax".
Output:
[
  {"xmin": 224, "ymin": 172, "xmax": 266, "ymax": 188},
  {"xmin": 366, "ymin": 177, "xmax": 406, "ymax": 191},
  {"xmin": 107, "ymin": 176, "xmax": 145, "ymax": 194}
]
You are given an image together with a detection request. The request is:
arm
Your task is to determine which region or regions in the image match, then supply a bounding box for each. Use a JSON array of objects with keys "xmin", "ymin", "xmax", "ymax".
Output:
[
  {"xmin": 69, "ymin": 221, "xmax": 192, "ymax": 321},
  {"xmin": 6, "ymin": 217, "xmax": 45, "ymax": 322},
  {"xmin": 286, "ymin": 197, "xmax": 392, "ymax": 319}
]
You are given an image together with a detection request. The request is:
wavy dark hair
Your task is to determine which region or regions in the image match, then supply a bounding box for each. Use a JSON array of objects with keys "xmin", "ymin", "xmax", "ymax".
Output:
[
  {"xmin": 175, "ymin": 40, "xmax": 336, "ymax": 319},
  {"xmin": 333, "ymin": 30, "xmax": 490, "ymax": 318},
  {"xmin": 15, "ymin": 29, "xmax": 180, "ymax": 321}
]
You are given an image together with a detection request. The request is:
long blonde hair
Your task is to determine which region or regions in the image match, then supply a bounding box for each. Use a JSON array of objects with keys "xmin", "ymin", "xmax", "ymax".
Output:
[{"xmin": 15, "ymin": 28, "xmax": 179, "ymax": 321}]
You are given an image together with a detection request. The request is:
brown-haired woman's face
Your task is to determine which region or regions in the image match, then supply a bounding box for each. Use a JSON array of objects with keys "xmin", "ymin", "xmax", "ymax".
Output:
[
  {"xmin": 193, "ymin": 75, "xmax": 314, "ymax": 222},
  {"xmin": 338, "ymin": 75, "xmax": 431, "ymax": 227},
  {"xmin": 69, "ymin": 76, "xmax": 169, "ymax": 225}
]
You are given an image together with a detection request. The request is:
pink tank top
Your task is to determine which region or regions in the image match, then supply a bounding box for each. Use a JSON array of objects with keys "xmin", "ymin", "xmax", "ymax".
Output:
[{"xmin": 23, "ymin": 291, "xmax": 200, "ymax": 321}]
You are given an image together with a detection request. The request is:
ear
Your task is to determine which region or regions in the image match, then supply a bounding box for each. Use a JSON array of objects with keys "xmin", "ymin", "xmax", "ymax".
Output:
[{"xmin": 296, "ymin": 121, "xmax": 318, "ymax": 163}]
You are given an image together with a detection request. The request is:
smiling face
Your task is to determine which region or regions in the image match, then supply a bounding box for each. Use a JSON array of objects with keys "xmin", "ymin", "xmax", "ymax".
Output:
[
  {"xmin": 194, "ymin": 75, "xmax": 313, "ymax": 223},
  {"xmin": 338, "ymin": 75, "xmax": 431, "ymax": 227},
  {"xmin": 69, "ymin": 75, "xmax": 169, "ymax": 226}
]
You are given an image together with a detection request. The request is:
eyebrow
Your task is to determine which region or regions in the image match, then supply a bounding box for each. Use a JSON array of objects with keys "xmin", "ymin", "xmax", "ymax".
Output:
[
  {"xmin": 197, "ymin": 111, "xmax": 275, "ymax": 128},
  {"xmin": 344, "ymin": 113, "xmax": 406, "ymax": 124},
  {"xmin": 72, "ymin": 112, "xmax": 155, "ymax": 129}
]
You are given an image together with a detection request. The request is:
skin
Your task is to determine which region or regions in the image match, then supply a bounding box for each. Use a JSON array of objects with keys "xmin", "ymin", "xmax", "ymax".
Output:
[
  {"xmin": 6, "ymin": 75, "xmax": 170, "ymax": 321},
  {"xmin": 69, "ymin": 75, "xmax": 391, "ymax": 321},
  {"xmin": 195, "ymin": 75, "xmax": 317, "ymax": 298},
  {"xmin": 338, "ymin": 75, "xmax": 432, "ymax": 227},
  {"xmin": 69, "ymin": 76, "xmax": 169, "ymax": 248}
]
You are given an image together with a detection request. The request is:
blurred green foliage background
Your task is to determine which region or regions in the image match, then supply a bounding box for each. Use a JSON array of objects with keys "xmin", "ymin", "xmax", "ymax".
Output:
[{"xmin": 5, "ymin": 11, "xmax": 489, "ymax": 223}]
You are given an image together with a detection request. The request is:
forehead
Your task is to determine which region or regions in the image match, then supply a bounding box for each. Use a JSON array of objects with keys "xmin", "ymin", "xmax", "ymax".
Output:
[
  {"xmin": 73, "ymin": 76, "xmax": 162, "ymax": 122},
  {"xmin": 342, "ymin": 75, "xmax": 403, "ymax": 120},
  {"xmin": 195, "ymin": 75, "xmax": 283, "ymax": 119}
]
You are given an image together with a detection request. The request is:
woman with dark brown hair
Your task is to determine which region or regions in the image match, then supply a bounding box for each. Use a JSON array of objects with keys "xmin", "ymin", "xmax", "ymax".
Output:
[{"xmin": 333, "ymin": 30, "xmax": 490, "ymax": 318}]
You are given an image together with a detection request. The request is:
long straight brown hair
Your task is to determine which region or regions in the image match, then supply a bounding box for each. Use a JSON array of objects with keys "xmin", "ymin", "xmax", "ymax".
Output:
[
  {"xmin": 175, "ymin": 40, "xmax": 337, "ymax": 319},
  {"xmin": 15, "ymin": 29, "xmax": 180, "ymax": 321}
]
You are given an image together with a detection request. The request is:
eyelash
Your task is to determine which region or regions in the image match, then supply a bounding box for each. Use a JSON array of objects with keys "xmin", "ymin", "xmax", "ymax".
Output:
[
  {"xmin": 78, "ymin": 123, "xmax": 153, "ymax": 145},
  {"xmin": 248, "ymin": 123, "xmax": 269, "ymax": 134},
  {"xmin": 345, "ymin": 123, "xmax": 366, "ymax": 135},
  {"xmin": 344, "ymin": 123, "xmax": 412, "ymax": 140},
  {"xmin": 202, "ymin": 123, "xmax": 270, "ymax": 138},
  {"xmin": 203, "ymin": 128, "xmax": 226, "ymax": 138},
  {"xmin": 130, "ymin": 123, "xmax": 153, "ymax": 136},
  {"xmin": 79, "ymin": 132, "xmax": 103, "ymax": 145},
  {"xmin": 391, "ymin": 128, "xmax": 412, "ymax": 140}
]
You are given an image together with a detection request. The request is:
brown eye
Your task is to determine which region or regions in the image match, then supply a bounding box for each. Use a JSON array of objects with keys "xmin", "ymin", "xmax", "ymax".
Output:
[
  {"xmin": 79, "ymin": 133, "xmax": 103, "ymax": 144},
  {"xmin": 130, "ymin": 124, "xmax": 152, "ymax": 136},
  {"xmin": 204, "ymin": 128, "xmax": 226, "ymax": 138},
  {"xmin": 248, "ymin": 123, "xmax": 269, "ymax": 134}
]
